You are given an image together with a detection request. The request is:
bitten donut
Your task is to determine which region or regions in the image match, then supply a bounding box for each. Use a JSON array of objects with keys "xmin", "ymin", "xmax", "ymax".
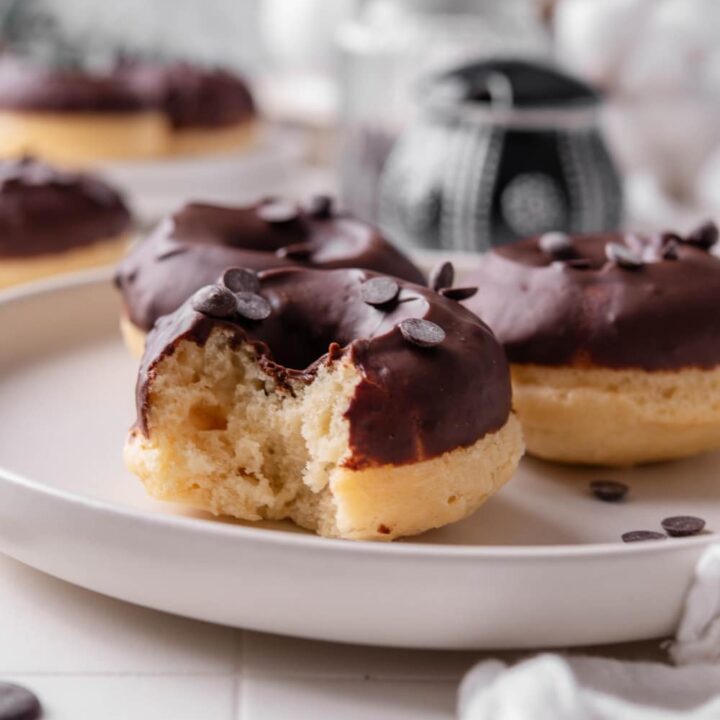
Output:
[
  {"xmin": 118, "ymin": 60, "xmax": 257, "ymax": 156},
  {"xmin": 125, "ymin": 267, "xmax": 523, "ymax": 540},
  {"xmin": 114, "ymin": 196, "xmax": 426, "ymax": 356},
  {"xmin": 0, "ymin": 156, "xmax": 132, "ymax": 288},
  {"xmin": 463, "ymin": 224, "xmax": 720, "ymax": 466},
  {"xmin": 0, "ymin": 55, "xmax": 165, "ymax": 163}
]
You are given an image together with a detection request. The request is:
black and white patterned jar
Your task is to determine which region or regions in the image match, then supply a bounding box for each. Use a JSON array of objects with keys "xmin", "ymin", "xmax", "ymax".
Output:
[{"xmin": 378, "ymin": 59, "xmax": 622, "ymax": 251}]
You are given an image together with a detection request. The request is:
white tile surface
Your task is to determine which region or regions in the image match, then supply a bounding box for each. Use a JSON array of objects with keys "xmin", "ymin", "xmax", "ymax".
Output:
[
  {"xmin": 3, "ymin": 676, "xmax": 236, "ymax": 720},
  {"xmin": 0, "ymin": 554, "xmax": 239, "ymax": 674},
  {"xmin": 240, "ymin": 678, "xmax": 457, "ymax": 720}
]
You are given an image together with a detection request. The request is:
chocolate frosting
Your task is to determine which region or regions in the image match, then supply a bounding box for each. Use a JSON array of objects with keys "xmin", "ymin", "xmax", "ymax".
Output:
[
  {"xmin": 117, "ymin": 61, "xmax": 255, "ymax": 129},
  {"xmin": 464, "ymin": 230, "xmax": 720, "ymax": 371},
  {"xmin": 0, "ymin": 157, "xmax": 132, "ymax": 258},
  {"xmin": 0, "ymin": 55, "xmax": 152, "ymax": 112},
  {"xmin": 115, "ymin": 198, "xmax": 426, "ymax": 332},
  {"xmin": 137, "ymin": 267, "xmax": 511, "ymax": 468}
]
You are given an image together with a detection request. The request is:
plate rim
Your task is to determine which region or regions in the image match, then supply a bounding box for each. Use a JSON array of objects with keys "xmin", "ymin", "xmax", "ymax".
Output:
[{"xmin": 0, "ymin": 268, "xmax": 717, "ymax": 561}]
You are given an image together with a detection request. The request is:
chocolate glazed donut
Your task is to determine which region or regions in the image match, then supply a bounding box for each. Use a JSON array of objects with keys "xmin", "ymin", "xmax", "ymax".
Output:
[
  {"xmin": 115, "ymin": 196, "xmax": 426, "ymax": 334},
  {"xmin": 125, "ymin": 267, "xmax": 523, "ymax": 540},
  {"xmin": 464, "ymin": 224, "xmax": 720, "ymax": 466}
]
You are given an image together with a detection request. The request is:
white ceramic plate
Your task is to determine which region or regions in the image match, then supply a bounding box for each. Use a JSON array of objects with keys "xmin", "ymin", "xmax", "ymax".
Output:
[{"xmin": 0, "ymin": 270, "xmax": 718, "ymax": 649}]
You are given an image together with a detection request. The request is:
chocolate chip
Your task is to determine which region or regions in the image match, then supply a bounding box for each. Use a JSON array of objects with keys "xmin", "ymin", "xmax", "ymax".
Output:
[
  {"xmin": 361, "ymin": 277, "xmax": 400, "ymax": 306},
  {"xmin": 590, "ymin": 480, "xmax": 628, "ymax": 502},
  {"xmin": 257, "ymin": 200, "xmax": 299, "ymax": 224},
  {"xmin": 539, "ymin": 231, "xmax": 574, "ymax": 259},
  {"xmin": 235, "ymin": 292, "xmax": 272, "ymax": 321},
  {"xmin": 622, "ymin": 530, "xmax": 667, "ymax": 543},
  {"xmin": 439, "ymin": 286, "xmax": 478, "ymax": 301},
  {"xmin": 605, "ymin": 242, "xmax": 643, "ymax": 270},
  {"xmin": 0, "ymin": 681, "xmax": 42, "ymax": 720},
  {"xmin": 222, "ymin": 267, "xmax": 260, "ymax": 294},
  {"xmin": 304, "ymin": 194, "xmax": 333, "ymax": 218},
  {"xmin": 429, "ymin": 261, "xmax": 454, "ymax": 291},
  {"xmin": 661, "ymin": 515, "xmax": 706, "ymax": 537},
  {"xmin": 661, "ymin": 240, "xmax": 679, "ymax": 260},
  {"xmin": 561, "ymin": 258, "xmax": 593, "ymax": 270},
  {"xmin": 684, "ymin": 221, "xmax": 719, "ymax": 249},
  {"xmin": 276, "ymin": 243, "xmax": 313, "ymax": 261},
  {"xmin": 191, "ymin": 285, "xmax": 238, "ymax": 318},
  {"xmin": 398, "ymin": 318, "xmax": 445, "ymax": 347}
]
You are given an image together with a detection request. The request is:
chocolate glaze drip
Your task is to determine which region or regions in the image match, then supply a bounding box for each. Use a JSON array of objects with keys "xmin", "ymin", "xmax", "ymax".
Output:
[
  {"xmin": 464, "ymin": 231, "xmax": 720, "ymax": 371},
  {"xmin": 115, "ymin": 198, "xmax": 426, "ymax": 332},
  {"xmin": 137, "ymin": 267, "xmax": 511, "ymax": 468},
  {"xmin": 0, "ymin": 55, "xmax": 152, "ymax": 112},
  {"xmin": 117, "ymin": 61, "xmax": 255, "ymax": 129},
  {"xmin": 0, "ymin": 157, "xmax": 131, "ymax": 258}
]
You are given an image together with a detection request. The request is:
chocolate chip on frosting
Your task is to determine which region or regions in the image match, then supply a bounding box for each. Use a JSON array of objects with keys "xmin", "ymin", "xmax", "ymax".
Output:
[
  {"xmin": 398, "ymin": 318, "xmax": 445, "ymax": 347},
  {"xmin": 430, "ymin": 261, "xmax": 455, "ymax": 292},
  {"xmin": 440, "ymin": 286, "xmax": 478, "ymax": 301},
  {"xmin": 236, "ymin": 292, "xmax": 272, "ymax": 321},
  {"xmin": 276, "ymin": 243, "xmax": 313, "ymax": 261},
  {"xmin": 360, "ymin": 277, "xmax": 400, "ymax": 307},
  {"xmin": 222, "ymin": 267, "xmax": 260, "ymax": 294},
  {"xmin": 605, "ymin": 242, "xmax": 643, "ymax": 270},
  {"xmin": 257, "ymin": 200, "xmax": 299, "ymax": 225},
  {"xmin": 303, "ymin": 194, "xmax": 333, "ymax": 219},
  {"xmin": 539, "ymin": 231, "xmax": 574, "ymax": 259},
  {"xmin": 191, "ymin": 284, "xmax": 237, "ymax": 318},
  {"xmin": 684, "ymin": 220, "xmax": 718, "ymax": 250},
  {"xmin": 661, "ymin": 515, "xmax": 706, "ymax": 537}
]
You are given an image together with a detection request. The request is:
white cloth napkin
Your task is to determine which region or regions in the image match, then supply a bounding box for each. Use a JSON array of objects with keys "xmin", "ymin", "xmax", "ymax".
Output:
[{"xmin": 458, "ymin": 545, "xmax": 720, "ymax": 719}]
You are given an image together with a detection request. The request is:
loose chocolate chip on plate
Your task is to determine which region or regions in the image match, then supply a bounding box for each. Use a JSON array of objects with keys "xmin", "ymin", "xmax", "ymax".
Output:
[
  {"xmin": 429, "ymin": 261, "xmax": 455, "ymax": 292},
  {"xmin": 236, "ymin": 292, "xmax": 272, "ymax": 321},
  {"xmin": 590, "ymin": 480, "xmax": 628, "ymax": 502},
  {"xmin": 361, "ymin": 277, "xmax": 400, "ymax": 307},
  {"xmin": 605, "ymin": 242, "xmax": 643, "ymax": 270},
  {"xmin": 304, "ymin": 194, "xmax": 333, "ymax": 218},
  {"xmin": 191, "ymin": 285, "xmax": 238, "ymax": 318},
  {"xmin": 684, "ymin": 220, "xmax": 719, "ymax": 249},
  {"xmin": 0, "ymin": 681, "xmax": 42, "ymax": 720},
  {"xmin": 661, "ymin": 515, "xmax": 706, "ymax": 537},
  {"xmin": 222, "ymin": 267, "xmax": 260, "ymax": 294},
  {"xmin": 257, "ymin": 200, "xmax": 299, "ymax": 224},
  {"xmin": 276, "ymin": 243, "xmax": 313, "ymax": 261},
  {"xmin": 439, "ymin": 286, "xmax": 478, "ymax": 301},
  {"xmin": 622, "ymin": 530, "xmax": 667, "ymax": 543},
  {"xmin": 398, "ymin": 318, "xmax": 445, "ymax": 347},
  {"xmin": 539, "ymin": 231, "xmax": 574, "ymax": 259}
]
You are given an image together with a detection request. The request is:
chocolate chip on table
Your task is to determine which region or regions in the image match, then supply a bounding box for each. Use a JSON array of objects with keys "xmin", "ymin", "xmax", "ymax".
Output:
[
  {"xmin": 236, "ymin": 292, "xmax": 272, "ymax": 321},
  {"xmin": 684, "ymin": 220, "xmax": 719, "ymax": 249},
  {"xmin": 361, "ymin": 277, "xmax": 400, "ymax": 307},
  {"xmin": 439, "ymin": 286, "xmax": 478, "ymax": 301},
  {"xmin": 622, "ymin": 530, "xmax": 667, "ymax": 543},
  {"xmin": 257, "ymin": 200, "xmax": 299, "ymax": 224},
  {"xmin": 429, "ymin": 261, "xmax": 455, "ymax": 292},
  {"xmin": 222, "ymin": 267, "xmax": 260, "ymax": 294},
  {"xmin": 590, "ymin": 480, "xmax": 628, "ymax": 502},
  {"xmin": 661, "ymin": 516, "xmax": 706, "ymax": 537},
  {"xmin": 303, "ymin": 194, "xmax": 333, "ymax": 218},
  {"xmin": 0, "ymin": 681, "xmax": 42, "ymax": 720},
  {"xmin": 539, "ymin": 231, "xmax": 574, "ymax": 259},
  {"xmin": 605, "ymin": 242, "xmax": 643, "ymax": 270},
  {"xmin": 398, "ymin": 318, "xmax": 446, "ymax": 347},
  {"xmin": 276, "ymin": 243, "xmax": 313, "ymax": 261},
  {"xmin": 191, "ymin": 285, "xmax": 238, "ymax": 318}
]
